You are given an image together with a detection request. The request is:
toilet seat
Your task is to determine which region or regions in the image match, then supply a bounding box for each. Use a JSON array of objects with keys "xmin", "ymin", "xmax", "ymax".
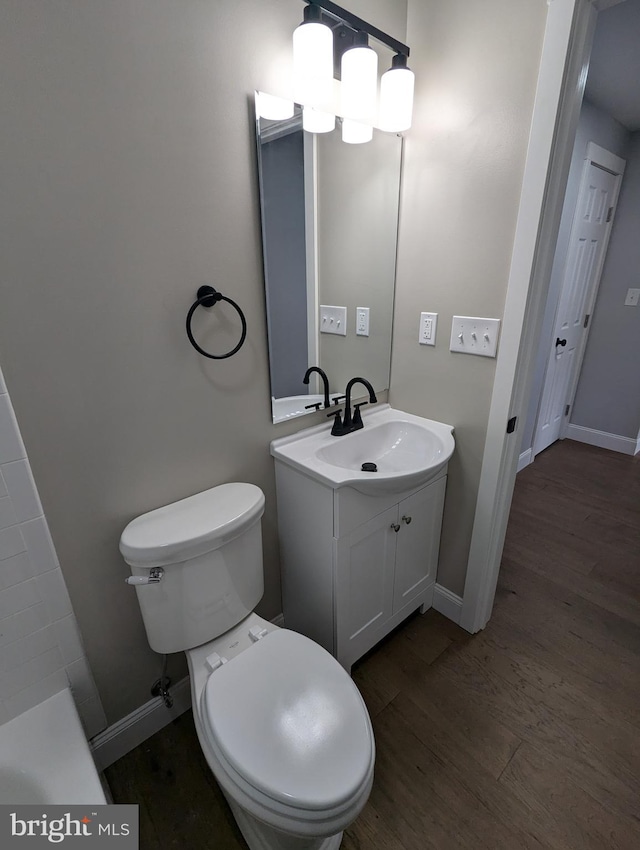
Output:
[{"xmin": 200, "ymin": 629, "xmax": 374, "ymax": 814}]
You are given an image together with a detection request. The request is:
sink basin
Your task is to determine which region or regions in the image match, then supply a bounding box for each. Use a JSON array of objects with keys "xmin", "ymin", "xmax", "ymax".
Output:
[{"xmin": 271, "ymin": 404, "xmax": 454, "ymax": 494}]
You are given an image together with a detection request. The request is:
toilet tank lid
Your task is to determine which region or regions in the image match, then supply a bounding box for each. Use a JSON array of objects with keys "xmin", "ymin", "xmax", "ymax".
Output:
[{"xmin": 119, "ymin": 483, "xmax": 265, "ymax": 568}]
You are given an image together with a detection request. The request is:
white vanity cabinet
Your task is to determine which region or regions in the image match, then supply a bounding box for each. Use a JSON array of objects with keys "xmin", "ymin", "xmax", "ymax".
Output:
[{"xmin": 274, "ymin": 462, "xmax": 448, "ymax": 671}]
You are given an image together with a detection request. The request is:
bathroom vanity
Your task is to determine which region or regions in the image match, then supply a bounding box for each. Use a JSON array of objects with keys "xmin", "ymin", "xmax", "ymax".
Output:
[{"xmin": 271, "ymin": 405, "xmax": 454, "ymax": 671}]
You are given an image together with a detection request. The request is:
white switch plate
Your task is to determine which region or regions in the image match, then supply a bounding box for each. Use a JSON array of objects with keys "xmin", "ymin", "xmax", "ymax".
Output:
[
  {"xmin": 624, "ymin": 288, "xmax": 640, "ymax": 306},
  {"xmin": 419, "ymin": 312, "xmax": 437, "ymax": 345},
  {"xmin": 356, "ymin": 307, "xmax": 370, "ymax": 336},
  {"xmin": 320, "ymin": 305, "xmax": 347, "ymax": 336},
  {"xmin": 450, "ymin": 316, "xmax": 501, "ymax": 357}
]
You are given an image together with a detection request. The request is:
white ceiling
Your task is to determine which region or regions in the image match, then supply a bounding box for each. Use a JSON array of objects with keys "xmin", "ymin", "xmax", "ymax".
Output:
[{"xmin": 585, "ymin": 0, "xmax": 640, "ymax": 131}]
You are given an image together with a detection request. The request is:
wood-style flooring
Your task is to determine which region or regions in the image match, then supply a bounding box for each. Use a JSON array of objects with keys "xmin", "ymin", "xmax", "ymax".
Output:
[{"xmin": 105, "ymin": 439, "xmax": 640, "ymax": 849}]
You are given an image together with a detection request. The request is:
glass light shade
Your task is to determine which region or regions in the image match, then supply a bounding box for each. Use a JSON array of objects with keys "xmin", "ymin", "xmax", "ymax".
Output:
[
  {"xmin": 303, "ymin": 106, "xmax": 335, "ymax": 134},
  {"xmin": 379, "ymin": 66, "xmax": 415, "ymax": 132},
  {"xmin": 341, "ymin": 45, "xmax": 378, "ymax": 123},
  {"xmin": 342, "ymin": 118, "xmax": 373, "ymax": 145},
  {"xmin": 255, "ymin": 92, "xmax": 294, "ymax": 121},
  {"xmin": 293, "ymin": 21, "xmax": 334, "ymax": 106}
]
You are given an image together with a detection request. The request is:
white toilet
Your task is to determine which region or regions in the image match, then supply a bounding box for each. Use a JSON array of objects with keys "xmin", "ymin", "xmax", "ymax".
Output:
[{"xmin": 119, "ymin": 483, "xmax": 375, "ymax": 850}]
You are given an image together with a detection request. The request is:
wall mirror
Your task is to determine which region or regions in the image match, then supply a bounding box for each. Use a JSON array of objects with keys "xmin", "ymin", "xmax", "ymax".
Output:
[{"xmin": 255, "ymin": 94, "xmax": 403, "ymax": 424}]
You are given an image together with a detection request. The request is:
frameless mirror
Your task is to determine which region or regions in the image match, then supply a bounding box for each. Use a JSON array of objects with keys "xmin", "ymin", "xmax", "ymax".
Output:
[{"xmin": 255, "ymin": 95, "xmax": 403, "ymax": 424}]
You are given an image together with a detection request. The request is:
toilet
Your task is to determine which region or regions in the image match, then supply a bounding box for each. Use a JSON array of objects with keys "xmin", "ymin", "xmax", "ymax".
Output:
[{"xmin": 119, "ymin": 483, "xmax": 375, "ymax": 850}]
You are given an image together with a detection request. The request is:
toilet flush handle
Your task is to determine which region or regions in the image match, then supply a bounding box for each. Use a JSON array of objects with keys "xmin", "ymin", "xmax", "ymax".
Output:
[{"xmin": 125, "ymin": 567, "xmax": 164, "ymax": 586}]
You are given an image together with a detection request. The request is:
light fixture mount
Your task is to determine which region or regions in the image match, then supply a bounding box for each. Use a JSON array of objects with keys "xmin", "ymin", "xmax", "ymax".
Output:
[{"xmin": 302, "ymin": 0, "xmax": 410, "ymax": 71}]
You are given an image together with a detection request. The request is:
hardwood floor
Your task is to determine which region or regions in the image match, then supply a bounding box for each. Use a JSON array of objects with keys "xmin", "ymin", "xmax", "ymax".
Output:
[{"xmin": 105, "ymin": 439, "xmax": 640, "ymax": 849}]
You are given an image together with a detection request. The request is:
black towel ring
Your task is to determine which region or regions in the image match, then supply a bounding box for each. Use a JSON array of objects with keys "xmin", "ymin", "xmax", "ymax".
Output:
[{"xmin": 186, "ymin": 286, "xmax": 247, "ymax": 360}]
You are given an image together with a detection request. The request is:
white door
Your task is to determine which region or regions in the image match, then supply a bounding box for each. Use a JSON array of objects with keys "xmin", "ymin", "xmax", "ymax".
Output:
[{"xmin": 533, "ymin": 143, "xmax": 625, "ymax": 456}]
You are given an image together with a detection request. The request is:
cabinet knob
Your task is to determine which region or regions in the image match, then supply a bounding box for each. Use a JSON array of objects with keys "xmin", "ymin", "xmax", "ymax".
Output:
[
  {"xmin": 401, "ymin": 515, "xmax": 412, "ymax": 524},
  {"xmin": 390, "ymin": 523, "xmax": 401, "ymax": 532}
]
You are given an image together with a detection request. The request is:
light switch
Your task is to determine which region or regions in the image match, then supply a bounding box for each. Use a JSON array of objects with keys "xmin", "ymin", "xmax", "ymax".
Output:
[
  {"xmin": 320, "ymin": 305, "xmax": 347, "ymax": 336},
  {"xmin": 450, "ymin": 316, "xmax": 501, "ymax": 357},
  {"xmin": 356, "ymin": 307, "xmax": 370, "ymax": 336},
  {"xmin": 624, "ymin": 288, "xmax": 640, "ymax": 306},
  {"xmin": 419, "ymin": 312, "xmax": 437, "ymax": 346}
]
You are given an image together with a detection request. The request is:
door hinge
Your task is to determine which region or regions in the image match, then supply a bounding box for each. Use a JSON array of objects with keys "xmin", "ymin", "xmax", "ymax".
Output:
[
  {"xmin": 583, "ymin": 313, "xmax": 590, "ymax": 328},
  {"xmin": 565, "ymin": 404, "xmax": 570, "ymax": 416},
  {"xmin": 606, "ymin": 206, "xmax": 614, "ymax": 223},
  {"xmin": 507, "ymin": 416, "xmax": 517, "ymax": 434}
]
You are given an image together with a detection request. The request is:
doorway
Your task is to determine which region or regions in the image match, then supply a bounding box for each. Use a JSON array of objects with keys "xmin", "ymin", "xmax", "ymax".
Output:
[
  {"xmin": 461, "ymin": 0, "xmax": 640, "ymax": 634},
  {"xmin": 521, "ymin": 0, "xmax": 640, "ymax": 466},
  {"xmin": 531, "ymin": 143, "xmax": 625, "ymax": 458}
]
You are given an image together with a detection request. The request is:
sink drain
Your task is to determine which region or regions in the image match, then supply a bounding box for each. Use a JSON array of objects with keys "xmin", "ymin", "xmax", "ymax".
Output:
[{"xmin": 361, "ymin": 462, "xmax": 378, "ymax": 473}]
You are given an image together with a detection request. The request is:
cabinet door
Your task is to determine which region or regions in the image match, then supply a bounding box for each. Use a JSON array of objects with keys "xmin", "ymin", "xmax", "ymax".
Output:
[
  {"xmin": 335, "ymin": 505, "xmax": 397, "ymax": 669},
  {"xmin": 393, "ymin": 476, "xmax": 446, "ymax": 614}
]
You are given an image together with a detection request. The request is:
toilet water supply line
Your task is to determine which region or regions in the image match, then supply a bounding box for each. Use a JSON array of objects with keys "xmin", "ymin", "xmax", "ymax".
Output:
[{"xmin": 151, "ymin": 655, "xmax": 174, "ymax": 709}]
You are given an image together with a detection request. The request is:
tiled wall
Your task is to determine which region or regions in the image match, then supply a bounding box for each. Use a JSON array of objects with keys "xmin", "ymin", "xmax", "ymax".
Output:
[{"xmin": 0, "ymin": 366, "xmax": 106, "ymax": 738}]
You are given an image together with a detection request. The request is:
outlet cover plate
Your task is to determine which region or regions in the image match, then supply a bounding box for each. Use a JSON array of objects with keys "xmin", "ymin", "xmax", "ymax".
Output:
[
  {"xmin": 356, "ymin": 307, "xmax": 370, "ymax": 336},
  {"xmin": 624, "ymin": 288, "xmax": 640, "ymax": 306},
  {"xmin": 419, "ymin": 312, "xmax": 437, "ymax": 345},
  {"xmin": 320, "ymin": 305, "xmax": 347, "ymax": 336},
  {"xmin": 450, "ymin": 316, "xmax": 501, "ymax": 357}
]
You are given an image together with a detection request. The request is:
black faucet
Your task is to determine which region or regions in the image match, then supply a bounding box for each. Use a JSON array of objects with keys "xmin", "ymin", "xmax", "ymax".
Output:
[
  {"xmin": 303, "ymin": 366, "xmax": 331, "ymax": 410},
  {"xmin": 327, "ymin": 377, "xmax": 377, "ymax": 436}
]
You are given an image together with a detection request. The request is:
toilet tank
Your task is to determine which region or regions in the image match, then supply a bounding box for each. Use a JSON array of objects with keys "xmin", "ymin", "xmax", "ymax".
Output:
[{"xmin": 119, "ymin": 483, "xmax": 265, "ymax": 654}]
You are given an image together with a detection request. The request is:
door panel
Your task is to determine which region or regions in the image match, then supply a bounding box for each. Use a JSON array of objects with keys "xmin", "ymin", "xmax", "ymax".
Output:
[
  {"xmin": 534, "ymin": 158, "xmax": 621, "ymax": 456},
  {"xmin": 393, "ymin": 477, "xmax": 446, "ymax": 613},
  {"xmin": 335, "ymin": 506, "xmax": 397, "ymax": 665}
]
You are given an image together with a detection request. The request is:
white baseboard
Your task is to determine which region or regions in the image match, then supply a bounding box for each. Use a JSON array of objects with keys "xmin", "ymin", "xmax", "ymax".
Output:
[
  {"xmin": 566, "ymin": 424, "xmax": 638, "ymax": 456},
  {"xmin": 90, "ymin": 613, "xmax": 287, "ymax": 771},
  {"xmin": 517, "ymin": 448, "xmax": 533, "ymax": 472},
  {"xmin": 432, "ymin": 583, "xmax": 464, "ymax": 625},
  {"xmin": 90, "ymin": 676, "xmax": 192, "ymax": 771}
]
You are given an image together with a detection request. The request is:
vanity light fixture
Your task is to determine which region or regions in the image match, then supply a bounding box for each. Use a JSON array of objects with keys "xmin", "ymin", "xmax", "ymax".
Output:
[
  {"xmin": 379, "ymin": 53, "xmax": 415, "ymax": 132},
  {"xmin": 340, "ymin": 31, "xmax": 377, "ymax": 144},
  {"xmin": 341, "ymin": 118, "xmax": 373, "ymax": 145},
  {"xmin": 303, "ymin": 105, "xmax": 336, "ymax": 133},
  {"xmin": 255, "ymin": 92, "xmax": 294, "ymax": 121},
  {"xmin": 291, "ymin": 2, "xmax": 414, "ymax": 142},
  {"xmin": 341, "ymin": 32, "xmax": 378, "ymax": 124},
  {"xmin": 293, "ymin": 3, "xmax": 334, "ymax": 108}
]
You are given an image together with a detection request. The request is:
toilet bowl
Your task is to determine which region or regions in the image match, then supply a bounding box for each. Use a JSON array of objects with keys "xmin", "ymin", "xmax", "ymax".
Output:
[
  {"xmin": 120, "ymin": 483, "xmax": 375, "ymax": 850},
  {"xmin": 188, "ymin": 614, "xmax": 374, "ymax": 850}
]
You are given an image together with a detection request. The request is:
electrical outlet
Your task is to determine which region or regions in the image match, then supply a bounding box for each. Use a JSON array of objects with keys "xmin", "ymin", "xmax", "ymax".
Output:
[
  {"xmin": 320, "ymin": 305, "xmax": 347, "ymax": 336},
  {"xmin": 450, "ymin": 316, "xmax": 501, "ymax": 357},
  {"xmin": 419, "ymin": 312, "xmax": 437, "ymax": 345},
  {"xmin": 624, "ymin": 288, "xmax": 640, "ymax": 306},
  {"xmin": 356, "ymin": 307, "xmax": 370, "ymax": 336}
]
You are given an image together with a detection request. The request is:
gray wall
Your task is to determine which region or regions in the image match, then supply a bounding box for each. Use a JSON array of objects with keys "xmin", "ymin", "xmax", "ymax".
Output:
[
  {"xmin": 0, "ymin": 368, "xmax": 106, "ymax": 735},
  {"xmin": 521, "ymin": 98, "xmax": 631, "ymax": 452},
  {"xmin": 571, "ymin": 129, "xmax": 640, "ymax": 438},
  {"xmin": 0, "ymin": 0, "xmax": 407, "ymax": 725},
  {"xmin": 0, "ymin": 0, "xmax": 551, "ymax": 722},
  {"xmin": 390, "ymin": 0, "xmax": 547, "ymax": 596}
]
